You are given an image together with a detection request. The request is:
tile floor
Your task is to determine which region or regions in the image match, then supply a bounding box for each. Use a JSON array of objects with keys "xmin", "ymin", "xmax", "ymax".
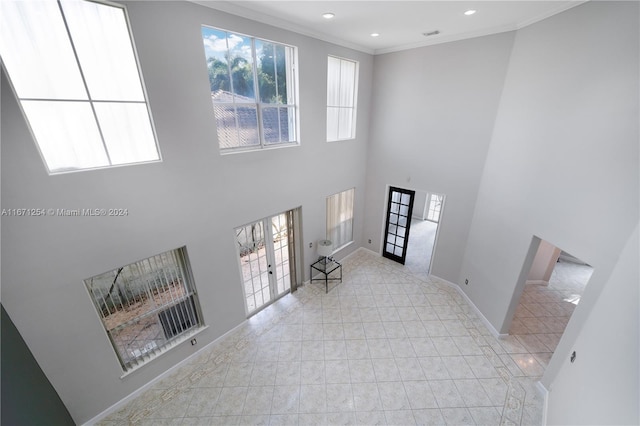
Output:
[
  {"xmin": 508, "ymin": 259, "xmax": 593, "ymax": 373},
  {"xmin": 404, "ymin": 219, "xmax": 438, "ymax": 278},
  {"xmin": 100, "ymin": 250, "xmax": 546, "ymax": 426}
]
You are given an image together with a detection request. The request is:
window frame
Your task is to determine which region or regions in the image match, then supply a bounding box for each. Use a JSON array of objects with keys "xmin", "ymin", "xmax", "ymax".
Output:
[
  {"xmin": 0, "ymin": 0, "xmax": 162, "ymax": 175},
  {"xmin": 426, "ymin": 193, "xmax": 443, "ymax": 223},
  {"xmin": 326, "ymin": 187, "xmax": 356, "ymax": 253},
  {"xmin": 326, "ymin": 55, "xmax": 359, "ymax": 142},
  {"xmin": 84, "ymin": 247, "xmax": 204, "ymax": 374},
  {"xmin": 201, "ymin": 25, "xmax": 300, "ymax": 154}
]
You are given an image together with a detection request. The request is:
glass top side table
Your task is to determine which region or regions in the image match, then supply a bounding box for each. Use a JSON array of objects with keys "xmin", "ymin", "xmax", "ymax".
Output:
[{"xmin": 310, "ymin": 257, "xmax": 342, "ymax": 293}]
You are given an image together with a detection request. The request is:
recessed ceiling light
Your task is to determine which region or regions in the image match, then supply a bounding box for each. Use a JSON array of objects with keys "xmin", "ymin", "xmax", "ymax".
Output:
[
  {"xmin": 464, "ymin": 10, "xmax": 477, "ymax": 16},
  {"xmin": 322, "ymin": 12, "xmax": 335, "ymax": 19},
  {"xmin": 370, "ymin": 33, "xmax": 380, "ymax": 37}
]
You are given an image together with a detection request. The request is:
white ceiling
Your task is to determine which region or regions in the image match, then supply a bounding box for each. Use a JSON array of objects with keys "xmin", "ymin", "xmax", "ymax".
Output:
[{"xmin": 193, "ymin": 0, "xmax": 587, "ymax": 54}]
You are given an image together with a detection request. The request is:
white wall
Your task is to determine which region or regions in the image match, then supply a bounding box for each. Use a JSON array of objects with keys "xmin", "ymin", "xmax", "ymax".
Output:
[
  {"xmin": 412, "ymin": 190, "xmax": 428, "ymax": 220},
  {"xmin": 527, "ymin": 239, "xmax": 560, "ymax": 283},
  {"xmin": 456, "ymin": 0, "xmax": 639, "ymax": 402},
  {"xmin": 546, "ymin": 223, "xmax": 639, "ymax": 425},
  {"xmin": 362, "ymin": 31, "xmax": 516, "ymax": 281},
  {"xmin": 0, "ymin": 1, "xmax": 372, "ymax": 423},
  {"xmin": 460, "ymin": 0, "xmax": 638, "ymax": 328}
]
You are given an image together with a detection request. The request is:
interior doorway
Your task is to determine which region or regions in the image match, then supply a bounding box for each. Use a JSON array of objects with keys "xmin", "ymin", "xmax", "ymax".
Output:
[
  {"xmin": 403, "ymin": 190, "xmax": 445, "ymax": 276},
  {"xmin": 508, "ymin": 238, "xmax": 593, "ymax": 373}
]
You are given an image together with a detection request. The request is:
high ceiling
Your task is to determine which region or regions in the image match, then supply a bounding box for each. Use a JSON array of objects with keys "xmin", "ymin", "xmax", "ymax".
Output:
[{"xmin": 193, "ymin": 1, "xmax": 586, "ymax": 54}]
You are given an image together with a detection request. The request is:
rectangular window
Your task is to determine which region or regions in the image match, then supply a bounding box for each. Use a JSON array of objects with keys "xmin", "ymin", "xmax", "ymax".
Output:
[
  {"xmin": 84, "ymin": 248, "xmax": 202, "ymax": 373},
  {"xmin": 0, "ymin": 0, "xmax": 160, "ymax": 174},
  {"xmin": 201, "ymin": 26, "xmax": 298, "ymax": 152},
  {"xmin": 327, "ymin": 56, "xmax": 358, "ymax": 142},
  {"xmin": 427, "ymin": 193, "xmax": 443, "ymax": 223},
  {"xmin": 326, "ymin": 188, "xmax": 355, "ymax": 251}
]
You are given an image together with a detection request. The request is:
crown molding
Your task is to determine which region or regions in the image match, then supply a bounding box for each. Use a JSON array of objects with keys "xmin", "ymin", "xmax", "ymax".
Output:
[
  {"xmin": 190, "ymin": 0, "xmax": 375, "ymax": 54},
  {"xmin": 374, "ymin": 23, "xmax": 518, "ymax": 55},
  {"xmin": 190, "ymin": 0, "xmax": 588, "ymax": 57},
  {"xmin": 516, "ymin": 0, "xmax": 589, "ymax": 30}
]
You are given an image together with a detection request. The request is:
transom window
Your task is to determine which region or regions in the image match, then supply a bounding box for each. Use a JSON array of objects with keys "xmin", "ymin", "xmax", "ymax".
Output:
[
  {"xmin": 0, "ymin": 0, "xmax": 160, "ymax": 174},
  {"xmin": 84, "ymin": 248, "xmax": 202, "ymax": 373},
  {"xmin": 327, "ymin": 56, "xmax": 358, "ymax": 142},
  {"xmin": 201, "ymin": 26, "xmax": 299, "ymax": 152},
  {"xmin": 326, "ymin": 188, "xmax": 355, "ymax": 252}
]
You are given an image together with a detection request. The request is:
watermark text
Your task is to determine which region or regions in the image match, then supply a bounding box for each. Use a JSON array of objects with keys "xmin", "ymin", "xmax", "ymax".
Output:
[{"xmin": 1, "ymin": 208, "xmax": 129, "ymax": 217}]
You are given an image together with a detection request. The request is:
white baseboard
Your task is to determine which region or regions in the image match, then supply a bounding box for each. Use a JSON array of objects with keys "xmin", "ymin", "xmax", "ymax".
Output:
[
  {"xmin": 83, "ymin": 320, "xmax": 247, "ymax": 426},
  {"xmin": 358, "ymin": 246, "xmax": 380, "ymax": 257},
  {"xmin": 431, "ymin": 275, "xmax": 504, "ymax": 339},
  {"xmin": 535, "ymin": 380, "xmax": 549, "ymax": 425},
  {"xmin": 342, "ymin": 246, "xmax": 370, "ymax": 261}
]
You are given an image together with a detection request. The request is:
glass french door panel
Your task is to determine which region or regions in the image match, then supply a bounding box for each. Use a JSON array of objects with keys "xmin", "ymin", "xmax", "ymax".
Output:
[
  {"xmin": 271, "ymin": 213, "xmax": 290, "ymax": 296},
  {"xmin": 236, "ymin": 221, "xmax": 271, "ymax": 314},
  {"xmin": 261, "ymin": 288, "xmax": 270, "ymax": 305},
  {"xmin": 246, "ymin": 297, "xmax": 256, "ymax": 312},
  {"xmin": 237, "ymin": 211, "xmax": 295, "ymax": 316},
  {"xmin": 277, "ymin": 262, "xmax": 291, "ymax": 295}
]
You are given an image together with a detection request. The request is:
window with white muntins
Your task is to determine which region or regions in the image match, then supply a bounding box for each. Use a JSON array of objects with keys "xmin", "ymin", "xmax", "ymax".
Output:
[
  {"xmin": 427, "ymin": 193, "xmax": 443, "ymax": 223},
  {"xmin": 201, "ymin": 26, "xmax": 299, "ymax": 152},
  {"xmin": 0, "ymin": 0, "xmax": 160, "ymax": 174}
]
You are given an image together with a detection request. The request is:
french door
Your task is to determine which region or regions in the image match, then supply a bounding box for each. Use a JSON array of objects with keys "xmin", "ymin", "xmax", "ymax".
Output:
[
  {"xmin": 382, "ymin": 186, "xmax": 415, "ymax": 264},
  {"xmin": 235, "ymin": 211, "xmax": 296, "ymax": 316}
]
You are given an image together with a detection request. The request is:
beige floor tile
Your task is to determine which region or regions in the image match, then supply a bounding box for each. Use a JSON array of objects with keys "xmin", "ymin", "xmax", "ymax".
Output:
[{"xmin": 99, "ymin": 251, "xmax": 548, "ymax": 426}]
